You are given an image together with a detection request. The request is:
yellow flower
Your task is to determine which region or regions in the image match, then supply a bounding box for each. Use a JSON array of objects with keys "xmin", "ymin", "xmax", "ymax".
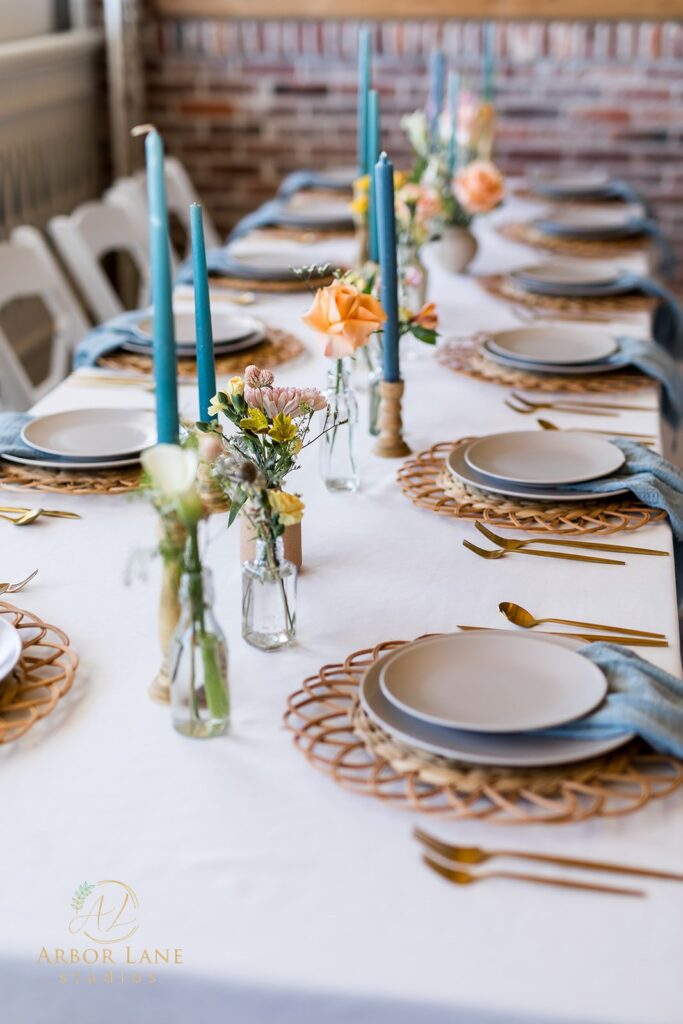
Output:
[
  {"xmin": 207, "ymin": 393, "xmax": 225, "ymax": 418},
  {"xmin": 268, "ymin": 412, "xmax": 298, "ymax": 443},
  {"xmin": 393, "ymin": 169, "xmax": 408, "ymax": 189},
  {"xmin": 354, "ymin": 174, "xmax": 370, "ymax": 193},
  {"xmin": 227, "ymin": 376, "xmax": 244, "ymax": 397},
  {"xmin": 291, "ymin": 437, "xmax": 303, "ymax": 455},
  {"xmin": 268, "ymin": 490, "xmax": 305, "ymax": 526},
  {"xmin": 350, "ymin": 194, "xmax": 368, "ymax": 216},
  {"xmin": 239, "ymin": 407, "xmax": 269, "ymax": 434}
]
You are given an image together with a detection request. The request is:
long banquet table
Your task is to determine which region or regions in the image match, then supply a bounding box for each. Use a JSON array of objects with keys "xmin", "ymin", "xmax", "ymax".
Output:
[{"xmin": 3, "ymin": 195, "xmax": 683, "ymax": 1024}]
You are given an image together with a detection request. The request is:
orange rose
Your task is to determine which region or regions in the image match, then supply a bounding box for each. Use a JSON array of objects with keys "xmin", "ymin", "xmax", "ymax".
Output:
[
  {"xmin": 454, "ymin": 160, "xmax": 504, "ymax": 215},
  {"xmin": 412, "ymin": 302, "xmax": 438, "ymax": 331},
  {"xmin": 301, "ymin": 281, "xmax": 387, "ymax": 359}
]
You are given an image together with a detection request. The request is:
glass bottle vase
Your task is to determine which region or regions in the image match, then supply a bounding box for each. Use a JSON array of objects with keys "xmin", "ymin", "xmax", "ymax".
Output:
[
  {"xmin": 320, "ymin": 358, "xmax": 359, "ymax": 492},
  {"xmin": 242, "ymin": 537, "xmax": 297, "ymax": 652},
  {"xmin": 170, "ymin": 566, "xmax": 230, "ymax": 738}
]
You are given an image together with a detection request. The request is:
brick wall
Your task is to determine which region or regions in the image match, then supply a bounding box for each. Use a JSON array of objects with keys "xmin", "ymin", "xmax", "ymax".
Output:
[{"xmin": 142, "ymin": 17, "xmax": 683, "ymax": 271}]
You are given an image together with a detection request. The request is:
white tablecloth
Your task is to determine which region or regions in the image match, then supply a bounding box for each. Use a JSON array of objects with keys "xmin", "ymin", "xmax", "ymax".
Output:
[{"xmin": 3, "ymin": 201, "xmax": 682, "ymax": 1024}]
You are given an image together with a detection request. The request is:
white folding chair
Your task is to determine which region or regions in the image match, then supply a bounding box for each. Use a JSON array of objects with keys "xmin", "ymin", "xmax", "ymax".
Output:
[
  {"xmin": 104, "ymin": 177, "xmax": 149, "ymax": 247},
  {"xmin": 49, "ymin": 200, "xmax": 154, "ymax": 322},
  {"xmin": 135, "ymin": 156, "xmax": 222, "ymax": 255},
  {"xmin": 0, "ymin": 227, "xmax": 89, "ymax": 411}
]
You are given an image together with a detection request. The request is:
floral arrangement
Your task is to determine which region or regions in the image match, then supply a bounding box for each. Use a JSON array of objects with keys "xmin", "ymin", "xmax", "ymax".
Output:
[
  {"xmin": 341, "ymin": 266, "xmax": 439, "ymax": 348},
  {"xmin": 394, "ymin": 181, "xmax": 445, "ymax": 247},
  {"xmin": 350, "ymin": 170, "xmax": 408, "ymax": 223},
  {"xmin": 443, "ymin": 159, "xmax": 505, "ymax": 227}
]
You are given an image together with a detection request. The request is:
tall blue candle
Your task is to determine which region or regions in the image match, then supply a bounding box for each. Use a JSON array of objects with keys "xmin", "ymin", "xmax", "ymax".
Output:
[
  {"xmin": 374, "ymin": 152, "xmax": 400, "ymax": 384},
  {"xmin": 446, "ymin": 71, "xmax": 460, "ymax": 178},
  {"xmin": 483, "ymin": 23, "xmax": 495, "ymax": 102},
  {"xmin": 428, "ymin": 50, "xmax": 445, "ymax": 147},
  {"xmin": 357, "ymin": 27, "xmax": 372, "ymax": 176},
  {"xmin": 190, "ymin": 203, "xmax": 216, "ymax": 422},
  {"xmin": 366, "ymin": 89, "xmax": 380, "ymax": 263},
  {"xmin": 137, "ymin": 125, "xmax": 178, "ymax": 444}
]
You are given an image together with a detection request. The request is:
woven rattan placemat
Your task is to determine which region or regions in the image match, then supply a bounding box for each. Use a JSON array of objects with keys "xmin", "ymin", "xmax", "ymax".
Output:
[{"xmin": 499, "ymin": 221, "xmax": 652, "ymax": 259}]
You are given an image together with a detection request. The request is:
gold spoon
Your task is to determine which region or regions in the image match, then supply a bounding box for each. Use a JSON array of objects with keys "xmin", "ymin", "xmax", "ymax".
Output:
[
  {"xmin": 422, "ymin": 854, "xmax": 644, "ymax": 898},
  {"xmin": 11, "ymin": 509, "xmax": 43, "ymax": 526},
  {"xmin": 498, "ymin": 600, "xmax": 665, "ymax": 639},
  {"xmin": 457, "ymin": 625, "xmax": 667, "ymax": 647},
  {"xmin": 0, "ymin": 505, "xmax": 81, "ymax": 520}
]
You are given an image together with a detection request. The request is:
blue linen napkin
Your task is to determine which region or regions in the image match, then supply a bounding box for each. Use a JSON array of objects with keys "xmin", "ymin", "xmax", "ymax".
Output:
[
  {"xmin": 615, "ymin": 335, "xmax": 683, "ymax": 428},
  {"xmin": 617, "ymin": 275, "xmax": 683, "ymax": 358},
  {"xmin": 73, "ymin": 309, "xmax": 148, "ymax": 369},
  {"xmin": 624, "ymin": 222, "xmax": 676, "ymax": 279},
  {"xmin": 227, "ymin": 199, "xmax": 288, "ymax": 242},
  {"xmin": 605, "ymin": 180, "xmax": 654, "ymax": 218},
  {"xmin": 569, "ymin": 439, "xmax": 683, "ymax": 539},
  {"xmin": 539, "ymin": 642, "xmax": 683, "ymax": 759},
  {"xmin": 278, "ymin": 169, "xmax": 353, "ymax": 198}
]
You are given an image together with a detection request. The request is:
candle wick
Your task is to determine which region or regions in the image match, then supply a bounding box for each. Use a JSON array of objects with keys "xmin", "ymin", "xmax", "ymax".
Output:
[{"xmin": 131, "ymin": 123, "xmax": 157, "ymax": 138}]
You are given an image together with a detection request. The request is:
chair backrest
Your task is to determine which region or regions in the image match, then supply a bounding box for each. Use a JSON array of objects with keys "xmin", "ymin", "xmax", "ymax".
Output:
[
  {"xmin": 49, "ymin": 200, "xmax": 153, "ymax": 322},
  {"xmin": 135, "ymin": 156, "xmax": 222, "ymax": 255},
  {"xmin": 0, "ymin": 227, "xmax": 89, "ymax": 410}
]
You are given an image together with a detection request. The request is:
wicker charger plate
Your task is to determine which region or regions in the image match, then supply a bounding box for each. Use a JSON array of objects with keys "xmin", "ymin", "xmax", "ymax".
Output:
[
  {"xmin": 478, "ymin": 274, "xmax": 655, "ymax": 317},
  {"xmin": 0, "ymin": 600, "xmax": 78, "ymax": 744},
  {"xmin": 284, "ymin": 638, "xmax": 683, "ymax": 823},
  {"xmin": 208, "ymin": 270, "xmax": 336, "ymax": 292},
  {"xmin": 0, "ymin": 459, "xmax": 140, "ymax": 495},
  {"xmin": 437, "ymin": 335, "xmax": 653, "ymax": 395},
  {"xmin": 97, "ymin": 325, "xmax": 306, "ymax": 378},
  {"xmin": 499, "ymin": 221, "xmax": 652, "ymax": 259},
  {"xmin": 397, "ymin": 440, "xmax": 666, "ymax": 536}
]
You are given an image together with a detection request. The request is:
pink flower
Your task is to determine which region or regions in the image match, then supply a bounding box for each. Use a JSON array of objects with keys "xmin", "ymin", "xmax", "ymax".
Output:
[
  {"xmin": 246, "ymin": 384, "xmax": 327, "ymax": 418},
  {"xmin": 244, "ymin": 365, "xmax": 274, "ymax": 389}
]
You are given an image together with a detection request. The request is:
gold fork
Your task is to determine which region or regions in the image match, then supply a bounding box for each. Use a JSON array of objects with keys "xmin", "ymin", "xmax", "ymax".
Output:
[
  {"xmin": 537, "ymin": 417, "xmax": 656, "ymax": 442},
  {"xmin": 0, "ymin": 569, "xmax": 38, "ymax": 595},
  {"xmin": 416, "ymin": 830, "xmax": 682, "ymax": 883},
  {"xmin": 474, "ymin": 520, "xmax": 668, "ymax": 557},
  {"xmin": 463, "ymin": 538, "xmax": 625, "ymax": 566},
  {"xmin": 422, "ymin": 854, "xmax": 644, "ymax": 898},
  {"xmin": 507, "ymin": 391, "xmax": 656, "ymax": 415},
  {"xmin": 0, "ymin": 505, "xmax": 81, "ymax": 520}
]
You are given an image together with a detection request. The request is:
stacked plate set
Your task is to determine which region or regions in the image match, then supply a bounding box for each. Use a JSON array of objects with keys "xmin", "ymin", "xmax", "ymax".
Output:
[
  {"xmin": 126, "ymin": 310, "xmax": 267, "ymax": 357},
  {"xmin": 447, "ymin": 429, "xmax": 628, "ymax": 502},
  {"xmin": 360, "ymin": 631, "xmax": 632, "ymax": 769},
  {"xmin": 3, "ymin": 408, "xmax": 157, "ymax": 472}
]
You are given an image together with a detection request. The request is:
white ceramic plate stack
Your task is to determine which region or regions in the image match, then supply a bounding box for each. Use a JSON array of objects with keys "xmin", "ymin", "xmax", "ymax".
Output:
[
  {"xmin": 0, "ymin": 616, "xmax": 22, "ymax": 693},
  {"xmin": 125, "ymin": 311, "xmax": 266, "ymax": 357},
  {"xmin": 3, "ymin": 408, "xmax": 157, "ymax": 471},
  {"xmin": 359, "ymin": 631, "xmax": 633, "ymax": 768},
  {"xmin": 446, "ymin": 429, "xmax": 629, "ymax": 502},
  {"xmin": 481, "ymin": 324, "xmax": 633, "ymax": 377}
]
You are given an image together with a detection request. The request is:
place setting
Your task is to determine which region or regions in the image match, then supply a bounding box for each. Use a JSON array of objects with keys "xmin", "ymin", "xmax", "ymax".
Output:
[{"xmin": 0, "ymin": 407, "xmax": 153, "ymax": 494}]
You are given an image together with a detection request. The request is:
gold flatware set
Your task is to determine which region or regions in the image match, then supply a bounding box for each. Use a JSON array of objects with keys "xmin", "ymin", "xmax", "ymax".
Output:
[
  {"xmin": 415, "ymin": 829, "xmax": 683, "ymax": 897},
  {"xmin": 470, "ymin": 521, "xmax": 668, "ymax": 559},
  {"xmin": 505, "ymin": 391, "xmax": 656, "ymax": 416},
  {"xmin": 537, "ymin": 417, "xmax": 656, "ymax": 443},
  {"xmin": 0, "ymin": 506, "xmax": 81, "ymax": 525}
]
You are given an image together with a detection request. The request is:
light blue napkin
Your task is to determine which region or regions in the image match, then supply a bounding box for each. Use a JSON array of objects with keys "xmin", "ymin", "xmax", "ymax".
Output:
[
  {"xmin": 539, "ymin": 642, "xmax": 683, "ymax": 759},
  {"xmin": 628, "ymin": 220, "xmax": 676, "ymax": 278},
  {"xmin": 569, "ymin": 439, "xmax": 683, "ymax": 539},
  {"xmin": 73, "ymin": 310, "xmax": 148, "ymax": 369},
  {"xmin": 616, "ymin": 274, "xmax": 683, "ymax": 356},
  {"xmin": 278, "ymin": 169, "xmax": 352, "ymax": 198},
  {"xmin": 616, "ymin": 335, "xmax": 683, "ymax": 428},
  {"xmin": 228, "ymin": 199, "xmax": 287, "ymax": 242},
  {"xmin": 606, "ymin": 180, "xmax": 653, "ymax": 218}
]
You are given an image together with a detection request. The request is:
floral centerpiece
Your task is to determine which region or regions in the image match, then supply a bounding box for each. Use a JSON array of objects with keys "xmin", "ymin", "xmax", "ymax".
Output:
[
  {"xmin": 141, "ymin": 444, "xmax": 230, "ymax": 737},
  {"xmin": 198, "ymin": 366, "xmax": 327, "ymax": 650},
  {"xmin": 302, "ymin": 278, "xmax": 386, "ymax": 490},
  {"xmin": 393, "ymin": 179, "xmax": 445, "ymax": 309},
  {"xmin": 350, "ymin": 169, "xmax": 407, "ymax": 266}
]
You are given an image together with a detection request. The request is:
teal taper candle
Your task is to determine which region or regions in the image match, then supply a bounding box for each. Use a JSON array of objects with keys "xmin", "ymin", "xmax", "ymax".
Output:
[
  {"xmin": 446, "ymin": 71, "xmax": 460, "ymax": 177},
  {"xmin": 366, "ymin": 89, "xmax": 380, "ymax": 263},
  {"xmin": 357, "ymin": 27, "xmax": 372, "ymax": 176},
  {"xmin": 141, "ymin": 126, "xmax": 178, "ymax": 444},
  {"xmin": 428, "ymin": 50, "xmax": 445, "ymax": 147},
  {"xmin": 190, "ymin": 203, "xmax": 216, "ymax": 422},
  {"xmin": 483, "ymin": 23, "xmax": 495, "ymax": 102},
  {"xmin": 374, "ymin": 151, "xmax": 400, "ymax": 383}
]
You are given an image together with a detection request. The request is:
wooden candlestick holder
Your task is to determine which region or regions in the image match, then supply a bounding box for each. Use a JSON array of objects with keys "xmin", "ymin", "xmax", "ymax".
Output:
[{"xmin": 373, "ymin": 380, "xmax": 411, "ymax": 458}]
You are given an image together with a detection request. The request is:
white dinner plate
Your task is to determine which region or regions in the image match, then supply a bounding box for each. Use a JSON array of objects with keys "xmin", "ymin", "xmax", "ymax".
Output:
[
  {"xmin": 464, "ymin": 431, "xmax": 624, "ymax": 487},
  {"xmin": 512, "ymin": 260, "xmax": 621, "ymax": 289},
  {"xmin": 446, "ymin": 439, "xmax": 629, "ymax": 502},
  {"xmin": 0, "ymin": 617, "xmax": 22, "ymax": 683},
  {"xmin": 378, "ymin": 632, "xmax": 607, "ymax": 733},
  {"xmin": 21, "ymin": 408, "xmax": 156, "ymax": 459},
  {"xmin": 133, "ymin": 311, "xmax": 263, "ymax": 346},
  {"xmin": 488, "ymin": 327, "xmax": 618, "ymax": 366},
  {"xmin": 2, "ymin": 451, "xmax": 141, "ymax": 471},
  {"xmin": 229, "ymin": 250, "xmax": 335, "ymax": 274},
  {"xmin": 481, "ymin": 338, "xmax": 631, "ymax": 376},
  {"xmin": 121, "ymin": 330, "xmax": 265, "ymax": 357},
  {"xmin": 360, "ymin": 635, "xmax": 634, "ymax": 768},
  {"xmin": 531, "ymin": 172, "xmax": 612, "ymax": 198}
]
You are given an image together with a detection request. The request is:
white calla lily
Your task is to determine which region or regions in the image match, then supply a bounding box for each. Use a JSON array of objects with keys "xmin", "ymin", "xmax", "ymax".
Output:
[{"xmin": 142, "ymin": 444, "xmax": 199, "ymax": 499}]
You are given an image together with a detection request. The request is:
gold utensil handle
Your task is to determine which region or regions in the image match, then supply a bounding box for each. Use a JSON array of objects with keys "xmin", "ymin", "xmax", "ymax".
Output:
[
  {"xmin": 489, "ymin": 869, "xmax": 644, "ymax": 898},
  {"xmin": 456, "ymin": 626, "xmax": 667, "ymax": 646},
  {"xmin": 516, "ymin": 547, "xmax": 624, "ymax": 566},
  {"xmin": 492, "ymin": 849, "xmax": 683, "ymax": 883},
  {"xmin": 540, "ymin": 617, "xmax": 665, "ymax": 639},
  {"xmin": 533, "ymin": 538, "xmax": 668, "ymax": 557},
  {"xmin": 555, "ymin": 402, "xmax": 657, "ymax": 413}
]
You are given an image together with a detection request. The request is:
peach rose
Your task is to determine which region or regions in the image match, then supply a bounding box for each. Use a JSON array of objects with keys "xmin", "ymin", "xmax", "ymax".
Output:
[
  {"xmin": 454, "ymin": 160, "xmax": 504, "ymax": 215},
  {"xmin": 412, "ymin": 302, "xmax": 438, "ymax": 331},
  {"xmin": 301, "ymin": 281, "xmax": 386, "ymax": 359}
]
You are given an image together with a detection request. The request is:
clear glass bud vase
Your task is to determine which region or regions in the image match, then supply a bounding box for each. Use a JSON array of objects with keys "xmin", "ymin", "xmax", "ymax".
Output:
[
  {"xmin": 320, "ymin": 358, "xmax": 359, "ymax": 492},
  {"xmin": 170, "ymin": 567, "xmax": 230, "ymax": 738},
  {"xmin": 242, "ymin": 537, "xmax": 297, "ymax": 652}
]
